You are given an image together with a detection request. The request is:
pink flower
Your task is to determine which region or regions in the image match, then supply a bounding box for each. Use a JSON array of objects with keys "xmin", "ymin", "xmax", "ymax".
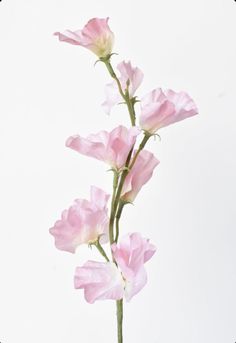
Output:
[
  {"xmin": 102, "ymin": 61, "xmax": 144, "ymax": 114},
  {"xmin": 121, "ymin": 150, "xmax": 160, "ymax": 202},
  {"xmin": 74, "ymin": 233, "xmax": 156, "ymax": 303},
  {"xmin": 49, "ymin": 186, "xmax": 110, "ymax": 253},
  {"xmin": 54, "ymin": 18, "xmax": 114, "ymax": 58},
  {"xmin": 112, "ymin": 232, "xmax": 156, "ymax": 301},
  {"xmin": 140, "ymin": 88, "xmax": 198, "ymax": 133},
  {"xmin": 74, "ymin": 261, "xmax": 125, "ymax": 304},
  {"xmin": 66, "ymin": 125, "xmax": 140, "ymax": 170}
]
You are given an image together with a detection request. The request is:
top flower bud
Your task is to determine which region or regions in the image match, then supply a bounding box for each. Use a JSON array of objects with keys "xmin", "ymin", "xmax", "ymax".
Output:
[{"xmin": 54, "ymin": 17, "xmax": 114, "ymax": 58}]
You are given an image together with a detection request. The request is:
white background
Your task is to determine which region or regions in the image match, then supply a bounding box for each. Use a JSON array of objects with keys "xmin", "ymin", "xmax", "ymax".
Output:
[{"xmin": 0, "ymin": 0, "xmax": 235, "ymax": 342}]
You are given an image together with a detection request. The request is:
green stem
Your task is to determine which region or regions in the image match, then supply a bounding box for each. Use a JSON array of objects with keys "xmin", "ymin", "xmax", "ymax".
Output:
[
  {"xmin": 112, "ymin": 149, "xmax": 133, "ymax": 221},
  {"xmin": 116, "ymin": 299, "xmax": 123, "ymax": 343},
  {"xmin": 125, "ymin": 95, "xmax": 136, "ymax": 126},
  {"xmin": 113, "ymin": 133, "xmax": 151, "ymax": 221},
  {"xmin": 109, "ymin": 171, "xmax": 119, "ymax": 244},
  {"xmin": 102, "ymin": 58, "xmax": 136, "ymax": 126},
  {"xmin": 115, "ymin": 201, "xmax": 125, "ymax": 243},
  {"xmin": 100, "ymin": 57, "xmax": 152, "ymax": 343},
  {"xmin": 129, "ymin": 132, "xmax": 152, "ymax": 170},
  {"xmin": 94, "ymin": 240, "xmax": 110, "ymax": 262}
]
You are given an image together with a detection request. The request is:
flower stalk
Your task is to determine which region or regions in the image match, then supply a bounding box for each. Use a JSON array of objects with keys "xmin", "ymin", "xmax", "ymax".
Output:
[
  {"xmin": 94, "ymin": 240, "xmax": 110, "ymax": 262},
  {"xmin": 116, "ymin": 299, "xmax": 123, "ymax": 343}
]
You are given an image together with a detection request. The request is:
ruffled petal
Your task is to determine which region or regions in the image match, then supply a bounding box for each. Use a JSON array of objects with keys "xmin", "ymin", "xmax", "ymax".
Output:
[
  {"xmin": 140, "ymin": 88, "xmax": 198, "ymax": 133},
  {"xmin": 49, "ymin": 187, "xmax": 109, "ymax": 253},
  {"xmin": 55, "ymin": 18, "xmax": 114, "ymax": 58},
  {"xmin": 74, "ymin": 261, "xmax": 125, "ymax": 303},
  {"xmin": 122, "ymin": 150, "xmax": 160, "ymax": 202}
]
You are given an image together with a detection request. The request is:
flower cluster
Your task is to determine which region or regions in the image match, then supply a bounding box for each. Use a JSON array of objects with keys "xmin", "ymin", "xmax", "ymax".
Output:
[{"xmin": 50, "ymin": 17, "xmax": 198, "ymax": 338}]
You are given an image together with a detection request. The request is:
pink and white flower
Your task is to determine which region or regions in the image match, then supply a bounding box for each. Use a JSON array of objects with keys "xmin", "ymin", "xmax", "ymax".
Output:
[
  {"xmin": 74, "ymin": 233, "xmax": 156, "ymax": 303},
  {"xmin": 66, "ymin": 125, "xmax": 140, "ymax": 170},
  {"xmin": 140, "ymin": 88, "xmax": 198, "ymax": 133},
  {"xmin": 112, "ymin": 232, "xmax": 156, "ymax": 301},
  {"xmin": 49, "ymin": 186, "xmax": 109, "ymax": 253},
  {"xmin": 121, "ymin": 150, "xmax": 160, "ymax": 202},
  {"xmin": 74, "ymin": 261, "xmax": 125, "ymax": 304},
  {"xmin": 54, "ymin": 17, "xmax": 114, "ymax": 58},
  {"xmin": 102, "ymin": 61, "xmax": 144, "ymax": 114}
]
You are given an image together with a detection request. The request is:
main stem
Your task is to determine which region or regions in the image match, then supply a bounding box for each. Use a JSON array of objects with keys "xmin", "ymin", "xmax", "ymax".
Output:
[
  {"xmin": 109, "ymin": 171, "xmax": 119, "ymax": 244},
  {"xmin": 116, "ymin": 299, "xmax": 123, "ymax": 343},
  {"xmin": 102, "ymin": 57, "xmax": 151, "ymax": 343}
]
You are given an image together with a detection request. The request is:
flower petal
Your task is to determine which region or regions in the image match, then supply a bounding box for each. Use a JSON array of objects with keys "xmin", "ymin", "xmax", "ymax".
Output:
[
  {"xmin": 102, "ymin": 61, "xmax": 143, "ymax": 114},
  {"xmin": 122, "ymin": 150, "xmax": 160, "ymax": 202},
  {"xmin": 74, "ymin": 261, "xmax": 125, "ymax": 303},
  {"xmin": 55, "ymin": 18, "xmax": 114, "ymax": 58},
  {"xmin": 124, "ymin": 266, "xmax": 147, "ymax": 302},
  {"xmin": 140, "ymin": 88, "xmax": 198, "ymax": 133},
  {"xmin": 112, "ymin": 232, "xmax": 156, "ymax": 279},
  {"xmin": 49, "ymin": 186, "xmax": 109, "ymax": 253},
  {"xmin": 66, "ymin": 125, "xmax": 140, "ymax": 169}
]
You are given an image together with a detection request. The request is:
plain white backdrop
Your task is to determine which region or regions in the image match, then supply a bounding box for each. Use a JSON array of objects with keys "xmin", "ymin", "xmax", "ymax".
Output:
[{"xmin": 0, "ymin": 0, "xmax": 235, "ymax": 342}]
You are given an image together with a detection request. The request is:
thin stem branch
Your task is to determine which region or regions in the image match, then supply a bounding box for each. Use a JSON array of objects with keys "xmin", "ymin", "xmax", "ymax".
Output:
[
  {"xmin": 129, "ymin": 132, "xmax": 152, "ymax": 170},
  {"xmin": 94, "ymin": 240, "xmax": 110, "ymax": 262}
]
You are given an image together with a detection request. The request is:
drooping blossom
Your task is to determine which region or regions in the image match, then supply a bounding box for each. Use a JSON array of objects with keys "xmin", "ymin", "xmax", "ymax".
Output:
[
  {"xmin": 54, "ymin": 18, "xmax": 114, "ymax": 58},
  {"xmin": 121, "ymin": 150, "xmax": 159, "ymax": 203},
  {"xmin": 74, "ymin": 261, "xmax": 125, "ymax": 304},
  {"xmin": 112, "ymin": 232, "xmax": 156, "ymax": 301},
  {"xmin": 66, "ymin": 125, "xmax": 140, "ymax": 170},
  {"xmin": 49, "ymin": 186, "xmax": 110, "ymax": 253},
  {"xmin": 140, "ymin": 88, "xmax": 198, "ymax": 134},
  {"xmin": 74, "ymin": 233, "xmax": 156, "ymax": 303},
  {"xmin": 102, "ymin": 61, "xmax": 144, "ymax": 114}
]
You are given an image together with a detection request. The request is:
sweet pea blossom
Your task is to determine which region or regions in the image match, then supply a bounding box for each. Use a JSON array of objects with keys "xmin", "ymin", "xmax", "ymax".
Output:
[
  {"xmin": 49, "ymin": 186, "xmax": 110, "ymax": 253},
  {"xmin": 102, "ymin": 61, "xmax": 144, "ymax": 114},
  {"xmin": 140, "ymin": 88, "xmax": 198, "ymax": 133},
  {"xmin": 74, "ymin": 233, "xmax": 156, "ymax": 303},
  {"xmin": 66, "ymin": 125, "xmax": 140, "ymax": 170},
  {"xmin": 74, "ymin": 261, "xmax": 125, "ymax": 304},
  {"xmin": 54, "ymin": 17, "xmax": 114, "ymax": 58},
  {"xmin": 112, "ymin": 232, "xmax": 156, "ymax": 301},
  {"xmin": 121, "ymin": 150, "xmax": 160, "ymax": 203}
]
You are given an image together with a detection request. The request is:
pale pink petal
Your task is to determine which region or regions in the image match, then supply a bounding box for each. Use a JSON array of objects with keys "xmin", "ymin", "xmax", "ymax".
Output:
[
  {"xmin": 108, "ymin": 126, "xmax": 140, "ymax": 168},
  {"xmin": 66, "ymin": 132, "xmax": 108, "ymax": 161},
  {"xmin": 54, "ymin": 18, "xmax": 114, "ymax": 58},
  {"xmin": 74, "ymin": 261, "xmax": 125, "ymax": 303},
  {"xmin": 122, "ymin": 150, "xmax": 160, "ymax": 202},
  {"xmin": 66, "ymin": 125, "xmax": 140, "ymax": 169},
  {"xmin": 102, "ymin": 82, "xmax": 122, "ymax": 115},
  {"xmin": 140, "ymin": 101, "xmax": 175, "ymax": 133},
  {"xmin": 163, "ymin": 89, "xmax": 198, "ymax": 125},
  {"xmin": 112, "ymin": 232, "xmax": 156, "ymax": 279},
  {"xmin": 54, "ymin": 30, "xmax": 83, "ymax": 45},
  {"xmin": 117, "ymin": 61, "xmax": 144, "ymax": 97},
  {"xmin": 102, "ymin": 61, "xmax": 143, "ymax": 114},
  {"xmin": 140, "ymin": 88, "xmax": 198, "ymax": 133},
  {"xmin": 49, "ymin": 186, "xmax": 109, "ymax": 253},
  {"xmin": 124, "ymin": 266, "xmax": 147, "ymax": 301},
  {"xmin": 90, "ymin": 186, "xmax": 110, "ymax": 210}
]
